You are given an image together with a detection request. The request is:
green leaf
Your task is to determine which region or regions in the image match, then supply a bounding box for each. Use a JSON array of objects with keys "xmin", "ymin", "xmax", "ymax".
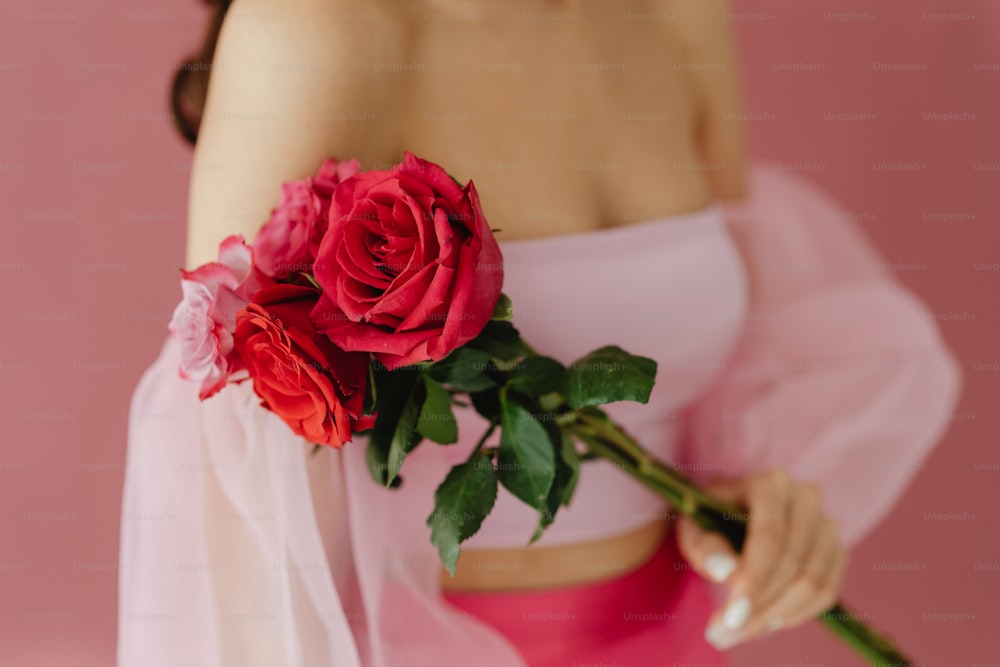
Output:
[
  {"xmin": 365, "ymin": 436, "xmax": 403, "ymax": 489},
  {"xmin": 529, "ymin": 428, "xmax": 579, "ymax": 544},
  {"xmin": 366, "ymin": 436, "xmax": 389, "ymax": 485},
  {"xmin": 418, "ymin": 377, "xmax": 458, "ymax": 444},
  {"xmin": 470, "ymin": 387, "xmax": 502, "ymax": 423},
  {"xmin": 427, "ymin": 450, "xmax": 498, "ymax": 576},
  {"xmin": 385, "ymin": 380, "xmax": 426, "ymax": 486},
  {"xmin": 426, "ymin": 347, "xmax": 497, "ymax": 392},
  {"xmin": 467, "ymin": 320, "xmax": 526, "ymax": 362},
  {"xmin": 366, "ymin": 369, "xmax": 421, "ymax": 487},
  {"xmin": 363, "ymin": 363, "xmax": 378, "ymax": 415},
  {"xmin": 497, "ymin": 394, "xmax": 556, "ymax": 511},
  {"xmin": 562, "ymin": 346, "xmax": 657, "ymax": 409},
  {"xmin": 490, "ymin": 293, "xmax": 513, "ymax": 321},
  {"xmin": 558, "ymin": 432, "xmax": 581, "ymax": 507},
  {"xmin": 507, "ymin": 356, "xmax": 565, "ymax": 398}
]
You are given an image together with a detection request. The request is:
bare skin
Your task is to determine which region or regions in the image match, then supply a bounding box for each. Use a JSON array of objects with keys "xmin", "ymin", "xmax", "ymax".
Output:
[
  {"xmin": 444, "ymin": 518, "xmax": 671, "ymax": 592},
  {"xmin": 185, "ymin": 0, "xmax": 847, "ymax": 649}
]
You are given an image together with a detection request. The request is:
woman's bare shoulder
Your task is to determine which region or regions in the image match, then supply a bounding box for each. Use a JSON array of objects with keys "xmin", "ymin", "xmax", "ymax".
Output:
[
  {"xmin": 185, "ymin": 0, "xmax": 408, "ymax": 267},
  {"xmin": 218, "ymin": 0, "xmax": 409, "ymax": 92},
  {"xmin": 653, "ymin": 0, "xmax": 747, "ymax": 200}
]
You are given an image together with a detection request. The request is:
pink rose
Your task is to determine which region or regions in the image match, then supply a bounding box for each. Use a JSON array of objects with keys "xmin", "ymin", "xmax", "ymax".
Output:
[
  {"xmin": 169, "ymin": 235, "xmax": 271, "ymax": 399},
  {"xmin": 310, "ymin": 152, "xmax": 503, "ymax": 369},
  {"xmin": 312, "ymin": 158, "xmax": 362, "ymax": 223},
  {"xmin": 253, "ymin": 158, "xmax": 361, "ymax": 279}
]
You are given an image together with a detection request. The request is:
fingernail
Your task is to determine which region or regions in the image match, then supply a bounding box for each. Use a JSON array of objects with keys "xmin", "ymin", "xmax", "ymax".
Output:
[
  {"xmin": 704, "ymin": 552, "xmax": 737, "ymax": 583},
  {"xmin": 722, "ymin": 596, "xmax": 752, "ymax": 631},
  {"xmin": 768, "ymin": 617, "xmax": 784, "ymax": 633},
  {"xmin": 704, "ymin": 622, "xmax": 740, "ymax": 650}
]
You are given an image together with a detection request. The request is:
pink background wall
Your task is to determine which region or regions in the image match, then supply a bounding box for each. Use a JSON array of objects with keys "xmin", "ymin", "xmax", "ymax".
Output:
[{"xmin": 0, "ymin": 1, "xmax": 996, "ymax": 665}]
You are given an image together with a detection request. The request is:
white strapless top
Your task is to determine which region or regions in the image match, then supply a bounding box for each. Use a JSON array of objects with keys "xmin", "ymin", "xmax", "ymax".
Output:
[{"xmin": 407, "ymin": 202, "xmax": 751, "ymax": 547}]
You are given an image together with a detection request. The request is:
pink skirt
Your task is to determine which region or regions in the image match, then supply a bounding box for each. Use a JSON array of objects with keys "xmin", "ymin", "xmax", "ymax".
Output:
[{"xmin": 442, "ymin": 526, "xmax": 730, "ymax": 667}]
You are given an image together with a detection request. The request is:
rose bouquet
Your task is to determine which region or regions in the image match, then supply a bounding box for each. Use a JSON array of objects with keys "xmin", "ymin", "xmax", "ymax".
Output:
[{"xmin": 169, "ymin": 152, "xmax": 915, "ymax": 666}]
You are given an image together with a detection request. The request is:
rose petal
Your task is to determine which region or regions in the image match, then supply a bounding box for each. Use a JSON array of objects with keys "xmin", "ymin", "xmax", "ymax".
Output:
[{"xmin": 217, "ymin": 234, "xmax": 252, "ymax": 280}]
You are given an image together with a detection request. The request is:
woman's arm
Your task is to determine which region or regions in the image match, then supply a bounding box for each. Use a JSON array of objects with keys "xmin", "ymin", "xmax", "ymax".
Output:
[
  {"xmin": 685, "ymin": 165, "xmax": 963, "ymax": 547},
  {"xmin": 184, "ymin": 0, "xmax": 406, "ymax": 268},
  {"xmin": 676, "ymin": 164, "xmax": 963, "ymax": 646}
]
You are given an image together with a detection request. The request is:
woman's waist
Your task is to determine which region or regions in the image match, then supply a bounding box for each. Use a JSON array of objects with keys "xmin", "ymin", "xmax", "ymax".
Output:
[
  {"xmin": 439, "ymin": 520, "xmax": 720, "ymax": 664},
  {"xmin": 440, "ymin": 515, "xmax": 676, "ymax": 593}
]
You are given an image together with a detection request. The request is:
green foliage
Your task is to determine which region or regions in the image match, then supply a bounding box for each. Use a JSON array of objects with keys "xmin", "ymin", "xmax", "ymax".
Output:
[
  {"xmin": 562, "ymin": 346, "xmax": 657, "ymax": 409},
  {"xmin": 497, "ymin": 392, "xmax": 556, "ymax": 511},
  {"xmin": 418, "ymin": 377, "xmax": 458, "ymax": 444},
  {"xmin": 426, "ymin": 347, "xmax": 497, "ymax": 392},
  {"xmin": 365, "ymin": 369, "xmax": 422, "ymax": 487},
  {"xmin": 428, "ymin": 450, "xmax": 498, "ymax": 576}
]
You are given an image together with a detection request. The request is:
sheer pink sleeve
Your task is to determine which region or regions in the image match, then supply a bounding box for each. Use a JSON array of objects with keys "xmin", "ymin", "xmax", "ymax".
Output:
[
  {"xmin": 680, "ymin": 163, "xmax": 963, "ymax": 547},
  {"xmin": 117, "ymin": 335, "xmax": 528, "ymax": 667}
]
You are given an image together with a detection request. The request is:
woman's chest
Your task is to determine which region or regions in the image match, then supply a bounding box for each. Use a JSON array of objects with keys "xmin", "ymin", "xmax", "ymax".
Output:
[{"xmin": 388, "ymin": 6, "xmax": 712, "ymax": 241}]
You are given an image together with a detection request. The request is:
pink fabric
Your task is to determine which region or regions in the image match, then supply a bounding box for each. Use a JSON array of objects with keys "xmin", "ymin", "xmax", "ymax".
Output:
[
  {"xmin": 448, "ymin": 201, "xmax": 749, "ymax": 548},
  {"xmin": 442, "ymin": 525, "xmax": 728, "ymax": 667},
  {"xmin": 680, "ymin": 166, "xmax": 963, "ymax": 547},
  {"xmin": 117, "ymin": 162, "xmax": 962, "ymax": 666}
]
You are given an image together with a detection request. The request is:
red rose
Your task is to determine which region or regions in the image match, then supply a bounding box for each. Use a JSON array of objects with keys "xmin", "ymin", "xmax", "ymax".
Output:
[
  {"xmin": 233, "ymin": 284, "xmax": 374, "ymax": 448},
  {"xmin": 310, "ymin": 152, "xmax": 503, "ymax": 369}
]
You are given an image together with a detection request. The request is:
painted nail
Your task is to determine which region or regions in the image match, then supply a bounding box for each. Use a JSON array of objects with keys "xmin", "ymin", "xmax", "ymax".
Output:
[
  {"xmin": 705, "ymin": 552, "xmax": 737, "ymax": 583},
  {"xmin": 722, "ymin": 596, "xmax": 752, "ymax": 631},
  {"xmin": 705, "ymin": 622, "xmax": 740, "ymax": 650}
]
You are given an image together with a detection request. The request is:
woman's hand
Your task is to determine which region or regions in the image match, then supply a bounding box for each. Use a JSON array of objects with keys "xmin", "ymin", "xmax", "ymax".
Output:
[{"xmin": 675, "ymin": 469, "xmax": 849, "ymax": 650}]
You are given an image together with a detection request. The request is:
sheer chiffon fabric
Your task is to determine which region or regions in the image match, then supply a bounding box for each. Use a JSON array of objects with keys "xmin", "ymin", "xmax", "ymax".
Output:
[
  {"xmin": 678, "ymin": 167, "xmax": 962, "ymax": 547},
  {"xmin": 117, "ymin": 163, "xmax": 962, "ymax": 666}
]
